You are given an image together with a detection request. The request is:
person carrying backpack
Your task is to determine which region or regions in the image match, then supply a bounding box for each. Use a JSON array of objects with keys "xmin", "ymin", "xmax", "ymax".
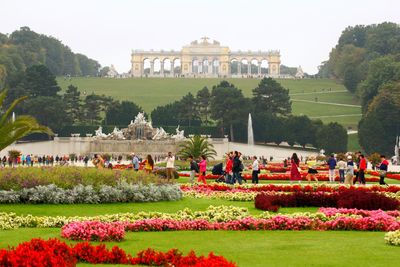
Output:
[{"xmin": 188, "ymin": 155, "xmax": 199, "ymax": 184}]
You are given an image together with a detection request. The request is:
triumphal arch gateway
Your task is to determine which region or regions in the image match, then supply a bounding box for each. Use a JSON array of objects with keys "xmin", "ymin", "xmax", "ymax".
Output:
[{"xmin": 130, "ymin": 37, "xmax": 281, "ymax": 78}]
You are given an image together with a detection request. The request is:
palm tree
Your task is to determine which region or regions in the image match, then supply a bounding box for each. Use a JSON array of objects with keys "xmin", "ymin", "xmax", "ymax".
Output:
[
  {"xmin": 177, "ymin": 135, "xmax": 217, "ymax": 160},
  {"xmin": 0, "ymin": 90, "xmax": 53, "ymax": 151}
]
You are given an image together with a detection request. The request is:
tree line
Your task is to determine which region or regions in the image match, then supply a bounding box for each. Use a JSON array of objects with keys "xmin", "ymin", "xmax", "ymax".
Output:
[
  {"xmin": 0, "ymin": 27, "xmax": 100, "ymax": 86},
  {"xmin": 151, "ymin": 78, "xmax": 347, "ymax": 154},
  {"xmin": 1, "ymin": 64, "xmax": 143, "ymax": 133},
  {"xmin": 318, "ymin": 22, "xmax": 400, "ymax": 155}
]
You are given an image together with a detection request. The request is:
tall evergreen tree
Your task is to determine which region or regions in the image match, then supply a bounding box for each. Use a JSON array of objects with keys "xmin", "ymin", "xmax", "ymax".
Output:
[
  {"xmin": 252, "ymin": 78, "xmax": 291, "ymax": 116},
  {"xmin": 196, "ymin": 86, "xmax": 211, "ymax": 125},
  {"xmin": 63, "ymin": 85, "xmax": 81, "ymax": 124},
  {"xmin": 210, "ymin": 81, "xmax": 249, "ymax": 140}
]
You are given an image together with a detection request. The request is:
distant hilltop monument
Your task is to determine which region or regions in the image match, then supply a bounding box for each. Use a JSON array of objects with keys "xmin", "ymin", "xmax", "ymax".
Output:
[{"xmin": 131, "ymin": 37, "xmax": 281, "ymax": 78}]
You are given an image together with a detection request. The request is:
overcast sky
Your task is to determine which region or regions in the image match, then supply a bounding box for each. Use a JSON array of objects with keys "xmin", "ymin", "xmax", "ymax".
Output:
[{"xmin": 1, "ymin": 0, "xmax": 399, "ymax": 74}]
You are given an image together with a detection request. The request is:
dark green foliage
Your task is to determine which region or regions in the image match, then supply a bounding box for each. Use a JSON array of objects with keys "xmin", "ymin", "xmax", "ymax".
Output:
[
  {"xmin": 0, "ymin": 26, "xmax": 100, "ymax": 85},
  {"xmin": 23, "ymin": 96, "xmax": 69, "ymax": 132},
  {"xmin": 81, "ymin": 94, "xmax": 112, "ymax": 125},
  {"xmin": 285, "ymin": 116, "xmax": 317, "ymax": 147},
  {"xmin": 252, "ymin": 77, "xmax": 291, "ymax": 116},
  {"xmin": 24, "ymin": 65, "xmax": 61, "ymax": 97},
  {"xmin": 316, "ymin": 122, "xmax": 347, "ymax": 154},
  {"xmin": 321, "ymin": 22, "xmax": 400, "ymax": 94},
  {"xmin": 358, "ymin": 82, "xmax": 400, "ymax": 155},
  {"xmin": 210, "ymin": 81, "xmax": 250, "ymax": 140},
  {"xmin": 63, "ymin": 85, "xmax": 81, "ymax": 124},
  {"xmin": 253, "ymin": 112, "xmax": 287, "ymax": 145},
  {"xmin": 105, "ymin": 100, "xmax": 143, "ymax": 125},
  {"xmin": 151, "ymin": 92, "xmax": 201, "ymax": 127},
  {"xmin": 196, "ymin": 87, "xmax": 211, "ymax": 125},
  {"xmin": 357, "ymin": 55, "xmax": 400, "ymax": 113}
]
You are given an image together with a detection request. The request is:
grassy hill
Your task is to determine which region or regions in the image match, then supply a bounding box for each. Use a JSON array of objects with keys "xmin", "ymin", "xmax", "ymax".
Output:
[{"xmin": 57, "ymin": 77, "xmax": 361, "ymax": 129}]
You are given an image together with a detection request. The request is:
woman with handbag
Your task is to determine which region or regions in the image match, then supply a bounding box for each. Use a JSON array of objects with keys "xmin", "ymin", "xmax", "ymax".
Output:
[
  {"xmin": 251, "ymin": 156, "xmax": 260, "ymax": 184},
  {"xmin": 290, "ymin": 153, "xmax": 302, "ymax": 184}
]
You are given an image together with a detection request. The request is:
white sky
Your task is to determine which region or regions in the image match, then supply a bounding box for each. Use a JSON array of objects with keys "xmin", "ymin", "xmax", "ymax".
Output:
[{"xmin": 1, "ymin": 0, "xmax": 399, "ymax": 74}]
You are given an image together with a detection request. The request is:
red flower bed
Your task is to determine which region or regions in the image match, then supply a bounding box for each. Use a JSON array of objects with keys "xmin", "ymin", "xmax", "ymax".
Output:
[
  {"xmin": 254, "ymin": 189, "xmax": 400, "ymax": 211},
  {"xmin": 0, "ymin": 239, "xmax": 236, "ymax": 267},
  {"xmin": 181, "ymin": 183, "xmax": 400, "ymax": 193},
  {"xmin": 367, "ymin": 170, "xmax": 400, "ymax": 181},
  {"xmin": 179, "ymin": 172, "xmax": 380, "ymax": 182}
]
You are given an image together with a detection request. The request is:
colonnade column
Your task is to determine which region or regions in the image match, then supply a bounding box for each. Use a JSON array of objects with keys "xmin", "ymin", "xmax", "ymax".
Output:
[
  {"xmin": 237, "ymin": 62, "xmax": 241, "ymax": 76},
  {"xmin": 208, "ymin": 61, "xmax": 213, "ymax": 75},
  {"xmin": 258, "ymin": 62, "xmax": 261, "ymax": 76},
  {"xmin": 171, "ymin": 61, "xmax": 174, "ymax": 77},
  {"xmin": 160, "ymin": 62, "xmax": 164, "ymax": 76},
  {"xmin": 247, "ymin": 61, "xmax": 251, "ymax": 75},
  {"xmin": 150, "ymin": 61, "xmax": 154, "ymax": 76}
]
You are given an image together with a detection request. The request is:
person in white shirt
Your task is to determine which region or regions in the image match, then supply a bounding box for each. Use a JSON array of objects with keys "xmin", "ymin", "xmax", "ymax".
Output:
[
  {"xmin": 165, "ymin": 152, "xmax": 175, "ymax": 182},
  {"xmin": 251, "ymin": 156, "xmax": 259, "ymax": 184},
  {"xmin": 337, "ymin": 158, "xmax": 347, "ymax": 183}
]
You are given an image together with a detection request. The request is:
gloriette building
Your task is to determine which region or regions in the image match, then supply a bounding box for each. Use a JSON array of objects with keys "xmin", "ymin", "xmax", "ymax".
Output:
[{"xmin": 131, "ymin": 37, "xmax": 281, "ymax": 78}]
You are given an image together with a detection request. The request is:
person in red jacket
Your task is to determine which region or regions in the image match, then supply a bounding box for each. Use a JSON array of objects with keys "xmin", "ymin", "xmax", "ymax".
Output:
[
  {"xmin": 198, "ymin": 155, "xmax": 207, "ymax": 185},
  {"xmin": 358, "ymin": 154, "xmax": 367, "ymax": 185},
  {"xmin": 225, "ymin": 153, "xmax": 233, "ymax": 184}
]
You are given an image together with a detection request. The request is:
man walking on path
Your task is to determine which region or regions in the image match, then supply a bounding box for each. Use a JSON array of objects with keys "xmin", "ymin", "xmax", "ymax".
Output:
[{"xmin": 327, "ymin": 154, "xmax": 337, "ymax": 183}]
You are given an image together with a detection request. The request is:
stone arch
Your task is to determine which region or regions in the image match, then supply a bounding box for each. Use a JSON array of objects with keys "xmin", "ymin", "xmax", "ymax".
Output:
[
  {"xmin": 260, "ymin": 59, "xmax": 268, "ymax": 75},
  {"xmin": 173, "ymin": 58, "xmax": 181, "ymax": 75},
  {"xmin": 250, "ymin": 59, "xmax": 259, "ymax": 75},
  {"xmin": 240, "ymin": 58, "xmax": 249, "ymax": 75},
  {"xmin": 212, "ymin": 58, "xmax": 219, "ymax": 75},
  {"xmin": 162, "ymin": 58, "xmax": 171, "ymax": 75},
  {"xmin": 201, "ymin": 58, "xmax": 209, "ymax": 74},
  {"xmin": 143, "ymin": 58, "xmax": 151, "ymax": 75},
  {"xmin": 153, "ymin": 58, "xmax": 161, "ymax": 74},
  {"xmin": 192, "ymin": 58, "xmax": 199, "ymax": 74},
  {"xmin": 230, "ymin": 58, "xmax": 239, "ymax": 75}
]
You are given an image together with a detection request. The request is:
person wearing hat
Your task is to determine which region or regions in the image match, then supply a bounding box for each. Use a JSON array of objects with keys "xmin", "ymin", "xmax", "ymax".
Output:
[
  {"xmin": 131, "ymin": 153, "xmax": 139, "ymax": 171},
  {"xmin": 344, "ymin": 155, "xmax": 354, "ymax": 185}
]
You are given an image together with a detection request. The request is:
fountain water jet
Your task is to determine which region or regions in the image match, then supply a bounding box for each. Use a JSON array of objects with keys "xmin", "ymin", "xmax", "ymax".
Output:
[{"xmin": 248, "ymin": 113, "xmax": 254, "ymax": 146}]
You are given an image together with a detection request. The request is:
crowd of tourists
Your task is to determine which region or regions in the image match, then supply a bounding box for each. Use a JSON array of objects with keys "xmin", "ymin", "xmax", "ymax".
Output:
[
  {"xmin": 0, "ymin": 154, "xmax": 87, "ymax": 167},
  {"xmin": 292, "ymin": 151, "xmax": 389, "ymax": 186}
]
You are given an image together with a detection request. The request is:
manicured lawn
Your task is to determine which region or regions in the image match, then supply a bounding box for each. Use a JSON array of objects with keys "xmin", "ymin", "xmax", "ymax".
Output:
[
  {"xmin": 0, "ymin": 229, "xmax": 398, "ymax": 267},
  {"xmin": 0, "ymin": 197, "xmax": 318, "ymax": 217},
  {"xmin": 348, "ymin": 133, "xmax": 362, "ymax": 151}
]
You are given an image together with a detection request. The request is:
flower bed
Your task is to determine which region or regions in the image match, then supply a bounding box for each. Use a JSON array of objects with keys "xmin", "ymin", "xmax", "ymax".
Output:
[
  {"xmin": 181, "ymin": 183, "xmax": 400, "ymax": 193},
  {"xmin": 0, "ymin": 183, "xmax": 182, "ymax": 204},
  {"xmin": 178, "ymin": 173, "xmax": 380, "ymax": 182},
  {"xmin": 254, "ymin": 189, "xmax": 400, "ymax": 211},
  {"xmin": 2, "ymin": 206, "xmax": 399, "ymax": 232},
  {"xmin": 0, "ymin": 238, "xmax": 236, "ymax": 266},
  {"xmin": 0, "ymin": 206, "xmax": 251, "ymax": 230},
  {"xmin": 63, "ymin": 210, "xmax": 400, "ymax": 232},
  {"xmin": 367, "ymin": 170, "xmax": 400, "ymax": 181},
  {"xmin": 385, "ymin": 230, "xmax": 400, "ymax": 246},
  {"xmin": 0, "ymin": 167, "xmax": 157, "ymax": 190},
  {"xmin": 61, "ymin": 221, "xmax": 125, "ymax": 241}
]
